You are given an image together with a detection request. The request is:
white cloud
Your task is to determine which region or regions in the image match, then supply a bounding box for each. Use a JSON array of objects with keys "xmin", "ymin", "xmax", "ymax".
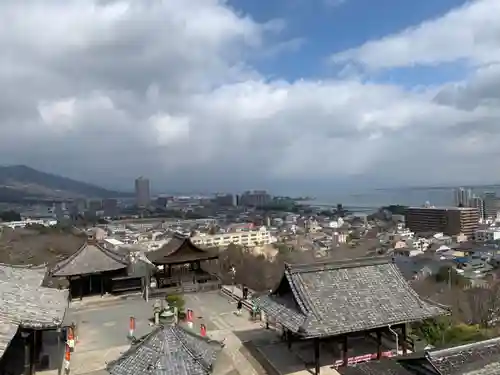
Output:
[
  {"xmin": 0, "ymin": 0, "xmax": 500, "ymax": 194},
  {"xmin": 330, "ymin": 0, "xmax": 500, "ymax": 69}
]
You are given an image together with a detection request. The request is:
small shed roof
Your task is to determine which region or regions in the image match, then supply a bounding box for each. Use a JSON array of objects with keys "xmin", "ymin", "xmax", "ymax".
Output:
[
  {"xmin": 427, "ymin": 337, "xmax": 500, "ymax": 375},
  {"xmin": 0, "ymin": 264, "xmax": 68, "ymax": 359},
  {"xmin": 256, "ymin": 256, "xmax": 447, "ymax": 338},
  {"xmin": 50, "ymin": 240, "xmax": 128, "ymax": 277},
  {"xmin": 146, "ymin": 233, "xmax": 218, "ymax": 264},
  {"xmin": 107, "ymin": 324, "xmax": 223, "ymax": 375}
]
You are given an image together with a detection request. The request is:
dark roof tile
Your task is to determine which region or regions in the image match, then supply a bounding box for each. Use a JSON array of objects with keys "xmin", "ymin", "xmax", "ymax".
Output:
[
  {"xmin": 50, "ymin": 241, "xmax": 128, "ymax": 277},
  {"xmin": 0, "ymin": 264, "xmax": 68, "ymax": 359},
  {"xmin": 107, "ymin": 324, "xmax": 223, "ymax": 375},
  {"xmin": 146, "ymin": 233, "xmax": 218, "ymax": 264},
  {"xmin": 428, "ymin": 337, "xmax": 500, "ymax": 375},
  {"xmin": 257, "ymin": 256, "xmax": 447, "ymax": 338}
]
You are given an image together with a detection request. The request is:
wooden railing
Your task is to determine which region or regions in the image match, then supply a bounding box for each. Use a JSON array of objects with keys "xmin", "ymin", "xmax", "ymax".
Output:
[{"xmin": 149, "ymin": 280, "xmax": 220, "ymax": 297}]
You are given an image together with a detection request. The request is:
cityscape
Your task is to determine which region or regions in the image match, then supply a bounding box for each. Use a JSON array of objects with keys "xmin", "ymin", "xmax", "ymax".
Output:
[{"xmin": 1, "ymin": 1, "xmax": 500, "ymax": 375}]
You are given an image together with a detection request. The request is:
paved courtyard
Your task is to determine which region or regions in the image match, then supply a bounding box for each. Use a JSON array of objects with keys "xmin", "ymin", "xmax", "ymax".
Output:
[{"xmin": 41, "ymin": 291, "xmax": 269, "ymax": 375}]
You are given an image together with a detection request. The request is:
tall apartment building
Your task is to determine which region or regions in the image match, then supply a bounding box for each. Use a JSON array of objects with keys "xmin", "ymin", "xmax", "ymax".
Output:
[
  {"xmin": 213, "ymin": 194, "xmax": 235, "ymax": 207},
  {"xmin": 454, "ymin": 187, "xmax": 472, "ymax": 207},
  {"xmin": 483, "ymin": 192, "xmax": 500, "ymax": 219},
  {"xmin": 405, "ymin": 206, "xmax": 479, "ymax": 237},
  {"xmin": 135, "ymin": 177, "xmax": 151, "ymax": 208},
  {"xmin": 103, "ymin": 198, "xmax": 118, "ymax": 217},
  {"xmin": 470, "ymin": 196, "xmax": 485, "ymax": 220},
  {"xmin": 239, "ymin": 190, "xmax": 271, "ymax": 207}
]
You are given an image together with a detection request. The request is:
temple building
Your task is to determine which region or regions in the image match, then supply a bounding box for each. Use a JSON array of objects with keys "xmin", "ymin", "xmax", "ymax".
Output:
[
  {"xmin": 256, "ymin": 256, "xmax": 448, "ymax": 374},
  {"xmin": 49, "ymin": 238, "xmax": 129, "ymax": 300},
  {"xmin": 107, "ymin": 324, "xmax": 223, "ymax": 375},
  {"xmin": 0, "ymin": 263, "xmax": 68, "ymax": 375},
  {"xmin": 146, "ymin": 233, "xmax": 220, "ymax": 293}
]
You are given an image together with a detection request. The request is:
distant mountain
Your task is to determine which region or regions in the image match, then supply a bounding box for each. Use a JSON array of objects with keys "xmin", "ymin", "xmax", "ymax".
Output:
[{"xmin": 0, "ymin": 165, "xmax": 132, "ymax": 201}]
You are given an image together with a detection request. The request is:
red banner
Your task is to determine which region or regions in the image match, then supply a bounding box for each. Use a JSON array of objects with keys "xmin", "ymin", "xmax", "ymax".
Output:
[{"xmin": 333, "ymin": 351, "xmax": 393, "ymax": 367}]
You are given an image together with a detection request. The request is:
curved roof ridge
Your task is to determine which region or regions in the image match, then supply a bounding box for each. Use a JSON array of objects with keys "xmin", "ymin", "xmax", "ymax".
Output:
[
  {"xmin": 0, "ymin": 262, "xmax": 47, "ymax": 269},
  {"xmin": 285, "ymin": 256, "xmax": 393, "ymax": 274},
  {"xmin": 50, "ymin": 240, "xmax": 128, "ymax": 277},
  {"xmin": 170, "ymin": 326, "xmax": 216, "ymax": 372}
]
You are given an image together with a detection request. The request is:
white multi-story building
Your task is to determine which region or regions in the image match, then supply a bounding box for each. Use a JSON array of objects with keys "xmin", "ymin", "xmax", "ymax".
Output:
[
  {"xmin": 191, "ymin": 226, "xmax": 274, "ymax": 248},
  {"xmin": 475, "ymin": 228, "xmax": 500, "ymax": 242},
  {"xmin": 0, "ymin": 219, "xmax": 57, "ymax": 229}
]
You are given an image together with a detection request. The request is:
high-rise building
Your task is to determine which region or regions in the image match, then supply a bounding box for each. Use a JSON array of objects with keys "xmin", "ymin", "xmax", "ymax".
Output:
[
  {"xmin": 483, "ymin": 192, "xmax": 500, "ymax": 219},
  {"xmin": 454, "ymin": 187, "xmax": 472, "ymax": 207},
  {"xmin": 239, "ymin": 190, "xmax": 271, "ymax": 207},
  {"xmin": 135, "ymin": 177, "xmax": 151, "ymax": 208},
  {"xmin": 470, "ymin": 196, "xmax": 485, "ymax": 220},
  {"xmin": 405, "ymin": 206, "xmax": 479, "ymax": 237},
  {"xmin": 103, "ymin": 198, "xmax": 118, "ymax": 217},
  {"xmin": 213, "ymin": 194, "xmax": 235, "ymax": 207}
]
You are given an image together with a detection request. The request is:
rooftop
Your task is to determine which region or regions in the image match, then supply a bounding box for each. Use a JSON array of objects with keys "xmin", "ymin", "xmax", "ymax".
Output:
[
  {"xmin": 50, "ymin": 240, "xmax": 128, "ymax": 277},
  {"xmin": 107, "ymin": 324, "xmax": 223, "ymax": 375},
  {"xmin": 146, "ymin": 232, "xmax": 219, "ymax": 264},
  {"xmin": 256, "ymin": 256, "xmax": 447, "ymax": 338},
  {"xmin": 0, "ymin": 264, "xmax": 68, "ymax": 359},
  {"xmin": 428, "ymin": 337, "xmax": 500, "ymax": 375}
]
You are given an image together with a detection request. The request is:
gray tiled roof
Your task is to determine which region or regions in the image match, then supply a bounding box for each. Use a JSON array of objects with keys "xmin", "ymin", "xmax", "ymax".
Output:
[
  {"xmin": 51, "ymin": 241, "xmax": 128, "ymax": 277},
  {"xmin": 0, "ymin": 321, "xmax": 19, "ymax": 359},
  {"xmin": 147, "ymin": 233, "xmax": 218, "ymax": 264},
  {"xmin": 256, "ymin": 256, "xmax": 447, "ymax": 338},
  {"xmin": 428, "ymin": 337, "xmax": 500, "ymax": 375},
  {"xmin": 338, "ymin": 359, "xmax": 414, "ymax": 375},
  {"xmin": 0, "ymin": 265, "xmax": 68, "ymax": 359},
  {"xmin": 0, "ymin": 263, "xmax": 47, "ymax": 286},
  {"xmin": 107, "ymin": 325, "xmax": 223, "ymax": 375}
]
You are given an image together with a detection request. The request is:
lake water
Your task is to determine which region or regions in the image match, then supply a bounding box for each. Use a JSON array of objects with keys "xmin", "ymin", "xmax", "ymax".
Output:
[{"xmin": 309, "ymin": 186, "xmax": 500, "ymax": 212}]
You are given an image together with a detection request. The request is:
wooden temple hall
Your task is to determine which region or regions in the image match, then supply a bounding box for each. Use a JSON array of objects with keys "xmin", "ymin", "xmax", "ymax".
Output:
[
  {"xmin": 0, "ymin": 264, "xmax": 68, "ymax": 375},
  {"xmin": 146, "ymin": 232, "xmax": 220, "ymax": 293},
  {"xmin": 49, "ymin": 238, "xmax": 139, "ymax": 300},
  {"xmin": 256, "ymin": 257, "xmax": 448, "ymax": 375}
]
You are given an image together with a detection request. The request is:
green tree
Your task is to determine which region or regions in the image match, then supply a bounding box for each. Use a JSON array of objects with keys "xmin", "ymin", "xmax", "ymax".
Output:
[
  {"xmin": 435, "ymin": 266, "xmax": 470, "ymax": 288},
  {"xmin": 166, "ymin": 294, "xmax": 186, "ymax": 318},
  {"xmin": 0, "ymin": 210, "xmax": 21, "ymax": 222}
]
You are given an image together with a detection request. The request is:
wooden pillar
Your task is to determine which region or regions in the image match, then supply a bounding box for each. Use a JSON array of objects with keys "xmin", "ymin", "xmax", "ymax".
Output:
[
  {"xmin": 22, "ymin": 331, "xmax": 31, "ymax": 375},
  {"xmin": 401, "ymin": 324, "xmax": 408, "ymax": 355},
  {"xmin": 37, "ymin": 331, "xmax": 43, "ymax": 359},
  {"xmin": 314, "ymin": 338, "xmax": 320, "ymax": 375},
  {"xmin": 101, "ymin": 275, "xmax": 105, "ymax": 296},
  {"xmin": 68, "ymin": 277, "xmax": 72, "ymax": 302},
  {"xmin": 376, "ymin": 331, "xmax": 382, "ymax": 359},
  {"xmin": 30, "ymin": 330, "xmax": 37, "ymax": 375},
  {"xmin": 80, "ymin": 277, "xmax": 83, "ymax": 301},
  {"xmin": 342, "ymin": 336, "xmax": 348, "ymax": 367},
  {"xmin": 89, "ymin": 274, "xmax": 93, "ymax": 293}
]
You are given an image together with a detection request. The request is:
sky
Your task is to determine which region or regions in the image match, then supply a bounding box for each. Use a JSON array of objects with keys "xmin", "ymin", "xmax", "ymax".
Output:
[{"xmin": 1, "ymin": 0, "xmax": 499, "ymax": 196}]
